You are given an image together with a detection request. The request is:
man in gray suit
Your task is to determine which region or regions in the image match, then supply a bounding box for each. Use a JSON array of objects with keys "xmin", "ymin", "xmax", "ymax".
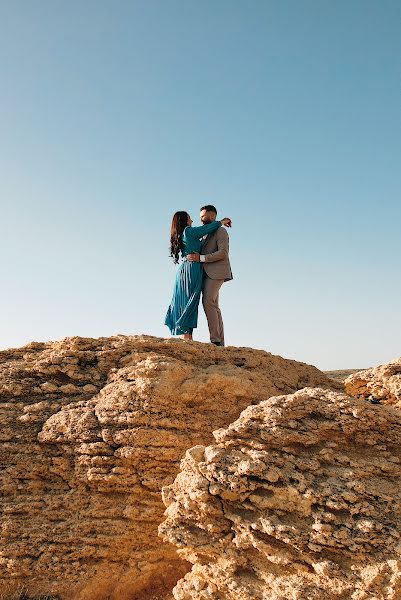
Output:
[{"xmin": 187, "ymin": 205, "xmax": 233, "ymax": 346}]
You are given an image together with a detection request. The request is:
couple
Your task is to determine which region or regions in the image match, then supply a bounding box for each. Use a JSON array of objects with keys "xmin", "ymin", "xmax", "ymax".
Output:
[{"xmin": 165, "ymin": 204, "xmax": 233, "ymax": 346}]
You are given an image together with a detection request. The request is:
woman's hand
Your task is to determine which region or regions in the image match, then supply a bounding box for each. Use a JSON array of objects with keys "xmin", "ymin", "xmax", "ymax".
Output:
[{"xmin": 221, "ymin": 218, "xmax": 232, "ymax": 227}]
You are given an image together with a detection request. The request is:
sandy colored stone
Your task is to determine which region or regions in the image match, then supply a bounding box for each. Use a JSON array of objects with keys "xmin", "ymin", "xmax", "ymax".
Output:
[
  {"xmin": 0, "ymin": 335, "xmax": 340, "ymax": 599},
  {"xmin": 160, "ymin": 387, "xmax": 401, "ymax": 599},
  {"xmin": 324, "ymin": 368, "xmax": 366, "ymax": 383},
  {"xmin": 344, "ymin": 357, "xmax": 401, "ymax": 408}
]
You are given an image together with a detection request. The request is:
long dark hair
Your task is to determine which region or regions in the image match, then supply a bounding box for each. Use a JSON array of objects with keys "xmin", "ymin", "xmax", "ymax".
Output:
[{"xmin": 169, "ymin": 211, "xmax": 189, "ymax": 264}]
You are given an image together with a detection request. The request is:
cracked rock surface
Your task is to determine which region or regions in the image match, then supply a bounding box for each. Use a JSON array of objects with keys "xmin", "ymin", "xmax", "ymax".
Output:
[
  {"xmin": 0, "ymin": 335, "xmax": 339, "ymax": 599},
  {"xmin": 160, "ymin": 387, "xmax": 401, "ymax": 599},
  {"xmin": 345, "ymin": 357, "xmax": 401, "ymax": 408}
]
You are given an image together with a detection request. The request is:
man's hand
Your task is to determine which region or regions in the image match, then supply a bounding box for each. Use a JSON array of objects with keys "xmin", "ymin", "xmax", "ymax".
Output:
[{"xmin": 187, "ymin": 252, "xmax": 200, "ymax": 262}]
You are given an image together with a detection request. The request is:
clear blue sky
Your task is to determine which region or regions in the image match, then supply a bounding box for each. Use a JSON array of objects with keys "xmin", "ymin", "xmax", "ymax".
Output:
[{"xmin": 1, "ymin": 0, "xmax": 400, "ymax": 370}]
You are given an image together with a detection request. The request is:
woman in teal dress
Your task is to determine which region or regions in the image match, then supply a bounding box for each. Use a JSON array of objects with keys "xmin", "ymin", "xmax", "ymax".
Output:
[{"xmin": 165, "ymin": 211, "xmax": 231, "ymax": 340}]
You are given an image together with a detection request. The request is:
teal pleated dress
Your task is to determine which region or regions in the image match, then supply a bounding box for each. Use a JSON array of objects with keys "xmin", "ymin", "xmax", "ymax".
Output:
[{"xmin": 165, "ymin": 220, "xmax": 222, "ymax": 335}]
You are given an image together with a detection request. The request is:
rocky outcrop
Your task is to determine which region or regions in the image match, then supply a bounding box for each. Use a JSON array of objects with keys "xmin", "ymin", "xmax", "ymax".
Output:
[
  {"xmin": 345, "ymin": 357, "xmax": 401, "ymax": 408},
  {"xmin": 160, "ymin": 387, "xmax": 401, "ymax": 599},
  {"xmin": 0, "ymin": 335, "xmax": 340, "ymax": 599}
]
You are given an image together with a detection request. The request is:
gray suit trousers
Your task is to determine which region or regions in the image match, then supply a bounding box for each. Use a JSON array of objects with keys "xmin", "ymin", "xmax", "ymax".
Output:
[{"xmin": 202, "ymin": 274, "xmax": 225, "ymax": 345}]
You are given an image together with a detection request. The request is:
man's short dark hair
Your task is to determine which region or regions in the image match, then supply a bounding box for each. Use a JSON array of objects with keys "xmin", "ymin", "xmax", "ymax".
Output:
[{"xmin": 200, "ymin": 205, "xmax": 217, "ymax": 214}]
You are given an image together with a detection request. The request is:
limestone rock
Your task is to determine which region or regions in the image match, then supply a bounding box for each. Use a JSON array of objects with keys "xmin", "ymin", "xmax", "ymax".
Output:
[
  {"xmin": 345, "ymin": 357, "xmax": 401, "ymax": 408},
  {"xmin": 160, "ymin": 387, "xmax": 401, "ymax": 599},
  {"xmin": 0, "ymin": 335, "xmax": 340, "ymax": 599}
]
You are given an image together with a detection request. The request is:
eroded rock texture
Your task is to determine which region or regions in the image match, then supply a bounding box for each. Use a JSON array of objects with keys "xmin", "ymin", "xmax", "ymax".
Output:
[
  {"xmin": 160, "ymin": 387, "xmax": 401, "ymax": 600},
  {"xmin": 345, "ymin": 357, "xmax": 401, "ymax": 408},
  {"xmin": 0, "ymin": 335, "xmax": 339, "ymax": 599}
]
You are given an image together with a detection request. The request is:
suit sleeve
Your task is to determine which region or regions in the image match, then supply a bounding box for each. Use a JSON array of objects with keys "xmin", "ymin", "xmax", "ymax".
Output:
[{"xmin": 204, "ymin": 228, "xmax": 229, "ymax": 263}]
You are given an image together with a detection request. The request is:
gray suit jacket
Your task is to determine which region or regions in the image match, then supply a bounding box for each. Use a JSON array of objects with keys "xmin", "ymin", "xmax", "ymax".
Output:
[{"xmin": 201, "ymin": 227, "xmax": 233, "ymax": 281}]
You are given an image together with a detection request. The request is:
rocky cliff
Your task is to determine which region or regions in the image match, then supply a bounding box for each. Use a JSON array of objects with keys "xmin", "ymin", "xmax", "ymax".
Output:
[
  {"xmin": 160, "ymin": 387, "xmax": 401, "ymax": 599},
  {"xmin": 0, "ymin": 335, "xmax": 340, "ymax": 600}
]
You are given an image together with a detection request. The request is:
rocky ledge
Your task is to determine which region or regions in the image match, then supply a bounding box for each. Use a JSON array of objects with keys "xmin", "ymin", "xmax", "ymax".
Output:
[
  {"xmin": 345, "ymin": 357, "xmax": 401, "ymax": 408},
  {"xmin": 0, "ymin": 335, "xmax": 340, "ymax": 600},
  {"xmin": 160, "ymin": 387, "xmax": 401, "ymax": 600}
]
